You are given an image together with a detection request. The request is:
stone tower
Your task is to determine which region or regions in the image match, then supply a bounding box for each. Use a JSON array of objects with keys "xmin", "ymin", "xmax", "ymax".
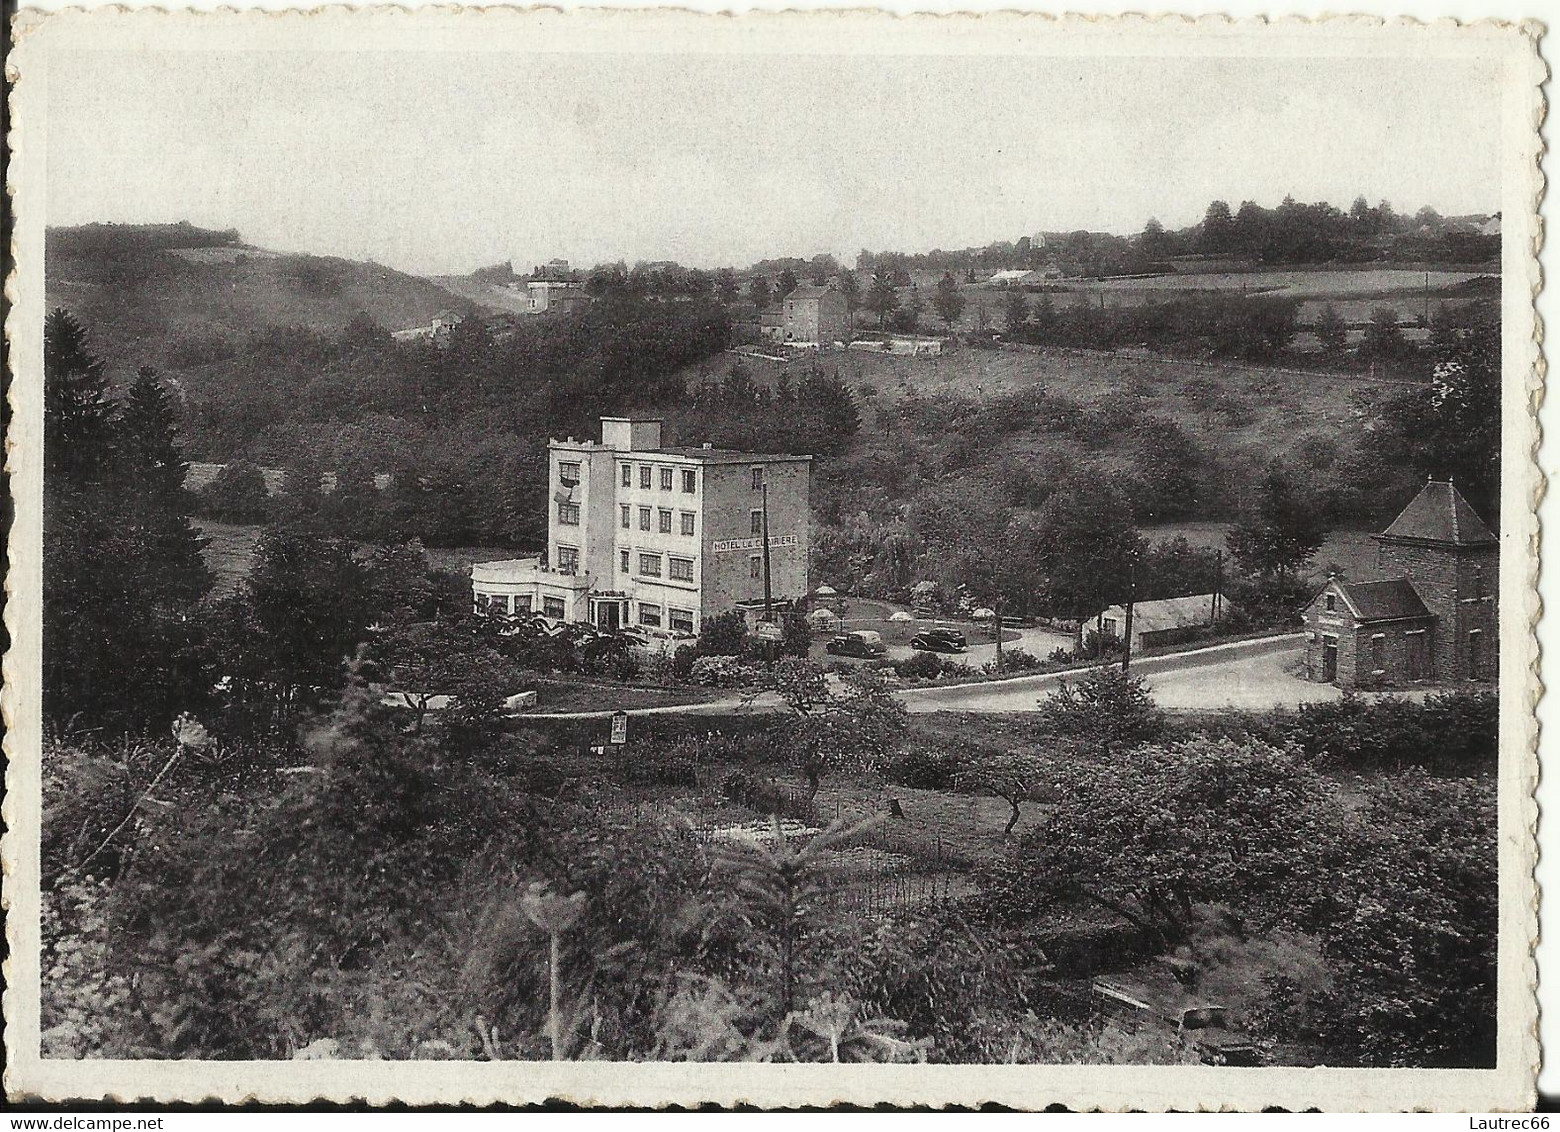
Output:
[{"xmin": 1372, "ymin": 479, "xmax": 1499, "ymax": 682}]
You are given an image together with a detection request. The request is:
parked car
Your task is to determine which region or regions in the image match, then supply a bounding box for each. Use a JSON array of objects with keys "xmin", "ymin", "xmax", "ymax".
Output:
[
  {"xmin": 911, "ymin": 627, "xmax": 968, "ymax": 654},
  {"xmin": 826, "ymin": 630, "xmax": 887, "ymax": 658},
  {"xmin": 1091, "ymin": 978, "xmax": 1263, "ymax": 1067}
]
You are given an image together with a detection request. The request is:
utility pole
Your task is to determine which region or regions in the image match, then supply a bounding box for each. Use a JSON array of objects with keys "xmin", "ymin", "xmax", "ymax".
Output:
[
  {"xmin": 1121, "ymin": 550, "xmax": 1138, "ymax": 674},
  {"xmin": 1213, "ymin": 549, "xmax": 1224, "ymax": 624},
  {"xmin": 994, "ymin": 591, "xmax": 1004, "ymax": 672}
]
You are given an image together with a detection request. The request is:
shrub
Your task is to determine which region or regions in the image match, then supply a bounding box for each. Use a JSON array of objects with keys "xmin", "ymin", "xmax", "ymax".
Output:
[
  {"xmin": 1034, "ymin": 666, "xmax": 1165, "ymax": 749},
  {"xmin": 688, "ymin": 655, "xmax": 761, "ymax": 688},
  {"xmin": 610, "ymin": 751, "xmax": 699, "ymax": 788},
  {"xmin": 895, "ymin": 651, "xmax": 950, "ymax": 681},
  {"xmin": 984, "ymin": 647, "xmax": 1039, "ymax": 675},
  {"xmin": 670, "ymin": 644, "xmax": 698, "ymax": 680},
  {"xmin": 721, "ymin": 770, "xmax": 818, "ymax": 822},
  {"xmin": 887, "ymin": 747, "xmax": 964, "ymax": 790},
  {"xmin": 696, "ymin": 610, "xmax": 749, "ymax": 657},
  {"xmin": 1274, "ymin": 691, "xmax": 1497, "ymax": 775}
]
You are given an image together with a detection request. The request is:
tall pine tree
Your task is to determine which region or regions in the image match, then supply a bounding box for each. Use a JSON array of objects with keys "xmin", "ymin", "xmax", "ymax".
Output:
[{"xmin": 43, "ymin": 313, "xmax": 211, "ymax": 734}]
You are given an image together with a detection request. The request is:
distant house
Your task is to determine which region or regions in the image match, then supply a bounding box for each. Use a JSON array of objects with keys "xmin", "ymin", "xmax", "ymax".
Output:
[
  {"xmin": 987, "ymin": 267, "xmax": 1062, "ymax": 288},
  {"xmin": 530, "ymin": 258, "xmax": 578, "ymax": 283},
  {"xmin": 758, "ymin": 308, "xmax": 786, "ymax": 342},
  {"xmin": 526, "ymin": 281, "xmax": 588, "ymax": 315},
  {"xmin": 1301, "ymin": 480, "xmax": 1497, "ymax": 687},
  {"xmin": 390, "ymin": 312, "xmax": 461, "ymax": 343},
  {"xmin": 1086, "ymin": 593, "xmax": 1233, "ymax": 654},
  {"xmin": 760, "ymin": 284, "xmax": 847, "ymax": 347}
]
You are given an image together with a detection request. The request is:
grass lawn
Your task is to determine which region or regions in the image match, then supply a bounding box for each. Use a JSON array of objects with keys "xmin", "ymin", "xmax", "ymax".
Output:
[{"xmin": 527, "ymin": 677, "xmax": 724, "ymax": 714}]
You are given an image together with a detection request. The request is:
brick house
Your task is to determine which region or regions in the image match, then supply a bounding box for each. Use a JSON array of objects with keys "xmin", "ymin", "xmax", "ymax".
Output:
[
  {"xmin": 760, "ymin": 284, "xmax": 847, "ymax": 347},
  {"xmin": 1302, "ymin": 480, "xmax": 1497, "ymax": 687}
]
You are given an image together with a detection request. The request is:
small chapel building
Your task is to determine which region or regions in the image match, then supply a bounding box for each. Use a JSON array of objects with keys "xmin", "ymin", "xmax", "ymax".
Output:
[{"xmin": 1302, "ymin": 479, "xmax": 1498, "ymax": 688}]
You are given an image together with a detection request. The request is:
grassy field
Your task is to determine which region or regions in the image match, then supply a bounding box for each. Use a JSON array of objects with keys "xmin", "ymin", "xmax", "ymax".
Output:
[
  {"xmin": 528, "ymin": 677, "xmax": 721, "ymax": 713},
  {"xmin": 734, "ymin": 344, "xmax": 1397, "ymax": 494},
  {"xmin": 1067, "ymin": 267, "xmax": 1489, "ymax": 300},
  {"xmin": 196, "ymin": 520, "xmax": 525, "ymax": 594}
]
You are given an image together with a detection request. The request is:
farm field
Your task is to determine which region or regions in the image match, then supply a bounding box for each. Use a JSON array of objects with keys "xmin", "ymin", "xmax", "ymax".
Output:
[{"xmin": 1066, "ymin": 267, "xmax": 1490, "ymax": 299}]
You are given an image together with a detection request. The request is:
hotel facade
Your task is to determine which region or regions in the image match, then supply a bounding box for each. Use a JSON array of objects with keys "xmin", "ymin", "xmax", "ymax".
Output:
[{"xmin": 471, "ymin": 417, "xmax": 811, "ymax": 636}]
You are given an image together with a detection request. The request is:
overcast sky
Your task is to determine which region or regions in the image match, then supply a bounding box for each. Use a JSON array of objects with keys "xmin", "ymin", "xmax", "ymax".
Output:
[{"xmin": 46, "ymin": 48, "xmax": 1502, "ymax": 276}]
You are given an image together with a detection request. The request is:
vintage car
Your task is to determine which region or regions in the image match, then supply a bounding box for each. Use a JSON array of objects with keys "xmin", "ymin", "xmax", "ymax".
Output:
[
  {"xmin": 825, "ymin": 630, "xmax": 887, "ymax": 658},
  {"xmin": 1091, "ymin": 977, "xmax": 1264, "ymax": 1067},
  {"xmin": 910, "ymin": 626, "xmax": 969, "ymax": 653}
]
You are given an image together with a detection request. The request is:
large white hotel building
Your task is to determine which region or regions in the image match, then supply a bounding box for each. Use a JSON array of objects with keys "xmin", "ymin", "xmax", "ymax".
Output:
[{"xmin": 471, "ymin": 417, "xmax": 812, "ymax": 636}]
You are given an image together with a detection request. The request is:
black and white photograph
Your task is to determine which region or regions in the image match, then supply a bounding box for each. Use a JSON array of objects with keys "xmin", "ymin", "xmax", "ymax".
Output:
[{"xmin": 3, "ymin": 8, "xmax": 1543, "ymax": 1110}]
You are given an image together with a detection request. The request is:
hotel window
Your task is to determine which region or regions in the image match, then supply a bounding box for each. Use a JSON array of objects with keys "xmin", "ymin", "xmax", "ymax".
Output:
[
  {"xmin": 475, "ymin": 593, "xmax": 492, "ymax": 610},
  {"xmin": 639, "ymin": 507, "xmax": 651, "ymax": 531},
  {"xmin": 751, "ymin": 466, "xmax": 764, "ymax": 491},
  {"xmin": 620, "ymin": 550, "xmax": 630, "ymax": 574},
  {"xmin": 515, "ymin": 595, "xmax": 533, "ymax": 614},
  {"xmin": 660, "ymin": 467, "xmax": 674, "ymax": 491},
  {"xmin": 557, "ymin": 501, "xmax": 580, "ymax": 525},
  {"xmin": 750, "ymin": 555, "xmax": 763, "ymax": 579},
  {"xmin": 669, "ymin": 556, "xmax": 694, "ymax": 582},
  {"xmin": 556, "ymin": 545, "xmax": 579, "ymax": 575},
  {"xmin": 659, "ymin": 509, "xmax": 673, "ymax": 534},
  {"xmin": 669, "ymin": 607, "xmax": 695, "ymax": 634},
  {"xmin": 543, "ymin": 596, "xmax": 566, "ymax": 620},
  {"xmin": 639, "ymin": 553, "xmax": 662, "ymax": 577},
  {"xmin": 558, "ymin": 461, "xmax": 581, "ymax": 485},
  {"xmin": 621, "ymin": 464, "xmax": 632, "ymax": 488},
  {"xmin": 680, "ymin": 511, "xmax": 695, "ymax": 536},
  {"xmin": 620, "ymin": 504, "xmax": 631, "ymax": 529},
  {"xmin": 640, "ymin": 466, "xmax": 652, "ymax": 489},
  {"xmin": 639, "ymin": 603, "xmax": 663, "ymax": 628},
  {"xmin": 681, "ymin": 469, "xmax": 697, "ymax": 493},
  {"xmin": 751, "ymin": 509, "xmax": 763, "ymax": 535}
]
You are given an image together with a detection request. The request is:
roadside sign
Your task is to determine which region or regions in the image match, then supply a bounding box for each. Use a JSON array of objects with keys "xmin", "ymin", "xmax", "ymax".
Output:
[
  {"xmin": 754, "ymin": 622, "xmax": 783, "ymax": 642},
  {"xmin": 609, "ymin": 711, "xmax": 629, "ymax": 745}
]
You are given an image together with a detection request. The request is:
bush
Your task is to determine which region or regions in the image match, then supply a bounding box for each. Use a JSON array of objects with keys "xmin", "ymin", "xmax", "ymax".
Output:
[
  {"xmin": 1034, "ymin": 666, "xmax": 1165, "ymax": 749},
  {"xmin": 984, "ymin": 647, "xmax": 1039, "ymax": 675},
  {"xmin": 610, "ymin": 750, "xmax": 699, "ymax": 788},
  {"xmin": 689, "ymin": 655, "xmax": 762, "ymax": 688},
  {"xmin": 895, "ymin": 651, "xmax": 951, "ymax": 681},
  {"xmin": 721, "ymin": 770, "xmax": 818, "ymax": 822},
  {"xmin": 1274, "ymin": 691, "xmax": 1497, "ymax": 775},
  {"xmin": 696, "ymin": 610, "xmax": 749, "ymax": 657},
  {"xmin": 670, "ymin": 644, "xmax": 698, "ymax": 680},
  {"xmin": 887, "ymin": 747, "xmax": 964, "ymax": 790}
]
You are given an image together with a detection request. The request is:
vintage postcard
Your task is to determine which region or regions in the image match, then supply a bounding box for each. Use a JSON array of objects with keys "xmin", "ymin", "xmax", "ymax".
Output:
[{"xmin": 4, "ymin": 7, "xmax": 1545, "ymax": 1110}]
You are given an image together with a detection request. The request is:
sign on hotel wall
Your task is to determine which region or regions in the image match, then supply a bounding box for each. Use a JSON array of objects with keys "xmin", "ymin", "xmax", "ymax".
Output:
[{"xmin": 712, "ymin": 534, "xmax": 799, "ymax": 554}]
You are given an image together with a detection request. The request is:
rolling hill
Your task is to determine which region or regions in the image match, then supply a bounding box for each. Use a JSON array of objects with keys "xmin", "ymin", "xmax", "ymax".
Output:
[{"xmin": 45, "ymin": 222, "xmax": 477, "ymax": 378}]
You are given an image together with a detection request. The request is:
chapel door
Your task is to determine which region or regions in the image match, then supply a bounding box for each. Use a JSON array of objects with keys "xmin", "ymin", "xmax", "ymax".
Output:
[
  {"xmin": 1321, "ymin": 638, "xmax": 1338, "ymax": 683},
  {"xmin": 1406, "ymin": 631, "xmax": 1430, "ymax": 681}
]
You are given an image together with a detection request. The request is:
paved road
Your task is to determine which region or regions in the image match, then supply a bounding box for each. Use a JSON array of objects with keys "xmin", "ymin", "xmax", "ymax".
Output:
[
  {"xmin": 896, "ymin": 634, "xmax": 1354, "ymax": 714},
  {"xmin": 531, "ymin": 635, "xmax": 1365, "ymax": 720}
]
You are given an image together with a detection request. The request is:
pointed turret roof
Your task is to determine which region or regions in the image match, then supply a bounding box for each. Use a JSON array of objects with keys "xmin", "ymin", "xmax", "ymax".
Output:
[{"xmin": 1378, "ymin": 479, "xmax": 1496, "ymax": 546}]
